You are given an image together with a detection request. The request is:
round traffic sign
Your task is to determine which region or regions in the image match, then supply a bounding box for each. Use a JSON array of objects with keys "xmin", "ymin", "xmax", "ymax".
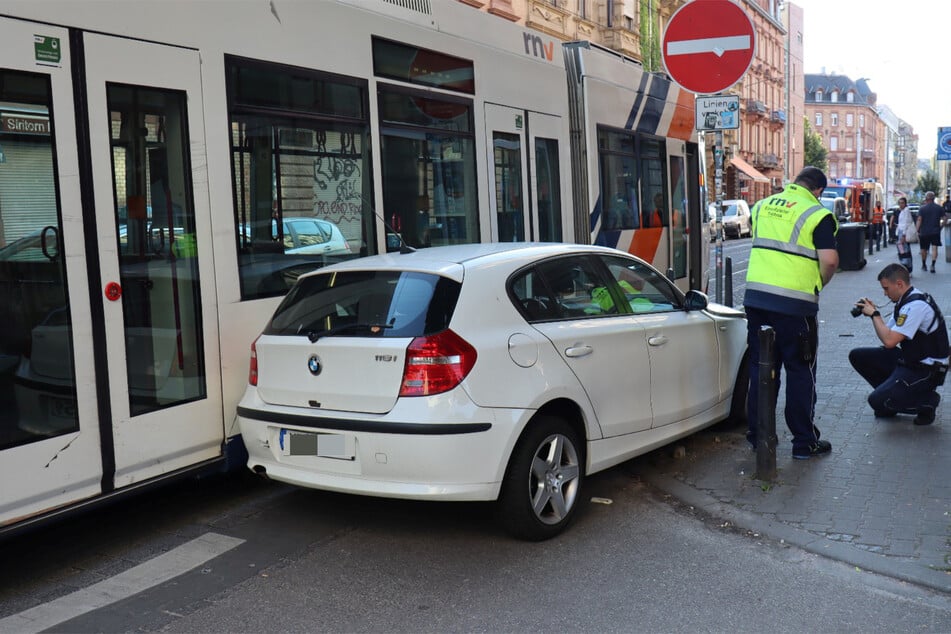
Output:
[{"xmin": 662, "ymin": 0, "xmax": 756, "ymax": 95}]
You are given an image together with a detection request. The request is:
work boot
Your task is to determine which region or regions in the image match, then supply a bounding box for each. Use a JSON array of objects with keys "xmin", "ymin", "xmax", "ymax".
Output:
[
  {"xmin": 914, "ymin": 392, "xmax": 940, "ymax": 425},
  {"xmin": 793, "ymin": 439, "xmax": 832, "ymax": 460}
]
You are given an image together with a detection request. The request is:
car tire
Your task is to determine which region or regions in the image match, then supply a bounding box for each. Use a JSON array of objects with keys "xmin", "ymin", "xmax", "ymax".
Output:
[{"xmin": 497, "ymin": 416, "xmax": 583, "ymax": 541}]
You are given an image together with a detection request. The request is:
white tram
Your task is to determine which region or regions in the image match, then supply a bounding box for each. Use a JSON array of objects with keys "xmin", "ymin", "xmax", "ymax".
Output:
[{"xmin": 0, "ymin": 0, "xmax": 705, "ymax": 534}]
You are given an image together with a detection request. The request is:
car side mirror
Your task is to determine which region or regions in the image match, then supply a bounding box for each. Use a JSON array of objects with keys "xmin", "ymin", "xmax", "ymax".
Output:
[{"xmin": 684, "ymin": 289, "xmax": 709, "ymax": 311}]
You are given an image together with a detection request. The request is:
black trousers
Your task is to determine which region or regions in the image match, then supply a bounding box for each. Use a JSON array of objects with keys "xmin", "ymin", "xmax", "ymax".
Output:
[{"xmin": 848, "ymin": 346, "xmax": 938, "ymax": 413}]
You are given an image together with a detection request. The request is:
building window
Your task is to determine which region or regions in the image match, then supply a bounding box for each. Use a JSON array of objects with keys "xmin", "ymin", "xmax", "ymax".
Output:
[
  {"xmin": 830, "ymin": 136, "xmax": 838, "ymax": 151},
  {"xmin": 830, "ymin": 90, "xmax": 838, "ymax": 103},
  {"xmin": 860, "ymin": 114, "xmax": 865, "ymax": 127},
  {"xmin": 815, "ymin": 89, "xmax": 823, "ymax": 102},
  {"xmin": 846, "ymin": 113, "xmax": 854, "ymax": 127},
  {"xmin": 831, "ymin": 113, "xmax": 838, "ymax": 126},
  {"xmin": 846, "ymin": 91, "xmax": 854, "ymax": 103},
  {"xmin": 815, "ymin": 112, "xmax": 822, "ymax": 126}
]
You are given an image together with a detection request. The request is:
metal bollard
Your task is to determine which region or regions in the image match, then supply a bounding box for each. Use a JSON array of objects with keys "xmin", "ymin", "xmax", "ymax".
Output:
[
  {"xmin": 755, "ymin": 325, "xmax": 777, "ymax": 481},
  {"xmin": 724, "ymin": 257, "xmax": 733, "ymax": 307},
  {"xmin": 945, "ymin": 224, "xmax": 951, "ymax": 263}
]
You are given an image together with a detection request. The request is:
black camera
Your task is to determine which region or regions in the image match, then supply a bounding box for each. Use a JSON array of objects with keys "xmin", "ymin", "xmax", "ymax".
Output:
[{"xmin": 851, "ymin": 301, "xmax": 866, "ymax": 318}]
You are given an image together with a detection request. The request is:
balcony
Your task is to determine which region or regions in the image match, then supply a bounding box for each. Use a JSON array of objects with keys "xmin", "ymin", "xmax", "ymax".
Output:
[
  {"xmin": 746, "ymin": 99, "xmax": 768, "ymax": 116},
  {"xmin": 862, "ymin": 149, "xmax": 875, "ymax": 159},
  {"xmin": 754, "ymin": 153, "xmax": 780, "ymax": 168},
  {"xmin": 770, "ymin": 109, "xmax": 786, "ymax": 124}
]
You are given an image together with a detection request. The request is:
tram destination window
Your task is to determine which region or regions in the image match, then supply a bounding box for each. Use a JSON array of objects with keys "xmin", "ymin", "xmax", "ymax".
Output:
[
  {"xmin": 226, "ymin": 56, "xmax": 372, "ymax": 300},
  {"xmin": 372, "ymin": 38, "xmax": 475, "ymax": 94}
]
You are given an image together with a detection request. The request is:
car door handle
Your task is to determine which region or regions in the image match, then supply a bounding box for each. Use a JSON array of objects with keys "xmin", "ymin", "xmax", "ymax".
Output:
[
  {"xmin": 565, "ymin": 345, "xmax": 593, "ymax": 358},
  {"xmin": 648, "ymin": 335, "xmax": 668, "ymax": 346}
]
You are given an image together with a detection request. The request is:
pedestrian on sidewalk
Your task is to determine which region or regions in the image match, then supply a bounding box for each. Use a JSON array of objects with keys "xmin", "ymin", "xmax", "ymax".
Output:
[
  {"xmin": 848, "ymin": 263, "xmax": 949, "ymax": 425},
  {"xmin": 870, "ymin": 201, "xmax": 885, "ymax": 251},
  {"xmin": 896, "ymin": 197, "xmax": 916, "ymax": 273},
  {"xmin": 744, "ymin": 166, "xmax": 839, "ymax": 460},
  {"xmin": 916, "ymin": 191, "xmax": 945, "ymax": 273}
]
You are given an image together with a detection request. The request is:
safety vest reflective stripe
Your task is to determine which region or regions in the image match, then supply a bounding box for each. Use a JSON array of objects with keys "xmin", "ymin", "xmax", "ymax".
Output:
[
  {"xmin": 745, "ymin": 280, "xmax": 820, "ymax": 304},
  {"xmin": 750, "ymin": 237, "xmax": 818, "ymax": 259},
  {"xmin": 751, "ymin": 204, "xmax": 824, "ymax": 258}
]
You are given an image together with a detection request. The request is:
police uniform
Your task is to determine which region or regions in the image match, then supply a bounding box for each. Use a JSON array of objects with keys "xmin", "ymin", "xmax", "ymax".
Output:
[
  {"xmin": 744, "ymin": 183, "xmax": 837, "ymax": 456},
  {"xmin": 848, "ymin": 288, "xmax": 950, "ymax": 422}
]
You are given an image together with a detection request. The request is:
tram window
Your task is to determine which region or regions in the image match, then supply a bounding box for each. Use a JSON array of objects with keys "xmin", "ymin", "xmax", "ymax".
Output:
[
  {"xmin": 494, "ymin": 132, "xmax": 524, "ymax": 242},
  {"xmin": 225, "ymin": 57, "xmax": 372, "ymax": 300},
  {"xmin": 0, "ymin": 70, "xmax": 78, "ymax": 450},
  {"xmin": 598, "ymin": 129, "xmax": 638, "ymax": 231},
  {"xmin": 639, "ymin": 137, "xmax": 668, "ymax": 229},
  {"xmin": 108, "ymin": 83, "xmax": 207, "ymax": 416},
  {"xmin": 534, "ymin": 137, "xmax": 562, "ymax": 242},
  {"xmin": 378, "ymin": 87, "xmax": 479, "ymax": 251},
  {"xmin": 669, "ymin": 155, "xmax": 688, "ymax": 278}
]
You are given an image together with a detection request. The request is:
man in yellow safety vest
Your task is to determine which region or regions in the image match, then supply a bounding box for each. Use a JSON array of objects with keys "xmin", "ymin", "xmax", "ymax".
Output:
[{"xmin": 744, "ymin": 166, "xmax": 839, "ymax": 460}]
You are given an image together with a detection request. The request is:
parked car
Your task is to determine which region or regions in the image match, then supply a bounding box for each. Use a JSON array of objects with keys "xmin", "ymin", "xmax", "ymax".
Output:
[
  {"xmin": 237, "ymin": 243, "xmax": 748, "ymax": 540},
  {"xmin": 719, "ymin": 200, "xmax": 752, "ymax": 238},
  {"xmin": 281, "ymin": 217, "xmax": 351, "ymax": 256},
  {"xmin": 705, "ymin": 203, "xmax": 717, "ymax": 241}
]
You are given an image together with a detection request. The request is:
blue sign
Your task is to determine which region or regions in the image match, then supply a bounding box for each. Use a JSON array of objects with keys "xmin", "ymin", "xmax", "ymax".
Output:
[{"xmin": 938, "ymin": 127, "xmax": 951, "ymax": 160}]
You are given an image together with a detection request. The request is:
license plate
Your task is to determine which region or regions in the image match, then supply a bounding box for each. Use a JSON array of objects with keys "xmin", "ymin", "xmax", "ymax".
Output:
[{"xmin": 279, "ymin": 429, "xmax": 350, "ymax": 458}]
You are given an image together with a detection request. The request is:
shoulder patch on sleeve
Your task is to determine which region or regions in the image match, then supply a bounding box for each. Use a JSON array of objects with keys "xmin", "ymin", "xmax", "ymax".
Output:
[{"xmin": 896, "ymin": 313, "xmax": 907, "ymax": 326}]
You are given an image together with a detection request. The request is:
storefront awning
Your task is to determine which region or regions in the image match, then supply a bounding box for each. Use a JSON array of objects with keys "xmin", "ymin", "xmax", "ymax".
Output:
[{"xmin": 729, "ymin": 156, "xmax": 770, "ymax": 183}]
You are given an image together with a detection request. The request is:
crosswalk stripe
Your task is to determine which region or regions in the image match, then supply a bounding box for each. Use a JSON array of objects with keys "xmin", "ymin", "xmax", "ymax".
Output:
[{"xmin": 0, "ymin": 532, "xmax": 244, "ymax": 633}]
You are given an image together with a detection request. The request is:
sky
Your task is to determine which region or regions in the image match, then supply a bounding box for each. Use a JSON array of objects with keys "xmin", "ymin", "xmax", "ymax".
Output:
[{"xmin": 792, "ymin": 0, "xmax": 951, "ymax": 158}]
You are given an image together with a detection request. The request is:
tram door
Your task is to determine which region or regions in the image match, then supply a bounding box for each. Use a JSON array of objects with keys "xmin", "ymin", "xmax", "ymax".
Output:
[
  {"xmin": 666, "ymin": 138, "xmax": 690, "ymax": 289},
  {"xmin": 82, "ymin": 34, "xmax": 223, "ymax": 487},
  {"xmin": 0, "ymin": 19, "xmax": 105, "ymax": 525},
  {"xmin": 484, "ymin": 104, "xmax": 566, "ymax": 242}
]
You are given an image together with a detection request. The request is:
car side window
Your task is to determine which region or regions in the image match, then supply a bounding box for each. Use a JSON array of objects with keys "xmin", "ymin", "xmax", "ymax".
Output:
[
  {"xmin": 510, "ymin": 256, "xmax": 619, "ymax": 321},
  {"xmin": 598, "ymin": 255, "xmax": 682, "ymax": 314}
]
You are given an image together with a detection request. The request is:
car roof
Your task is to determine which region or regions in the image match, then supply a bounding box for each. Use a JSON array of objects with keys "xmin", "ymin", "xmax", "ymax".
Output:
[{"xmin": 297, "ymin": 242, "xmax": 638, "ymax": 282}]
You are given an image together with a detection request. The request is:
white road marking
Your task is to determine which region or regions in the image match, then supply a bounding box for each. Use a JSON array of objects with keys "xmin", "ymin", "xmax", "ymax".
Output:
[
  {"xmin": 667, "ymin": 35, "xmax": 751, "ymax": 58},
  {"xmin": 0, "ymin": 532, "xmax": 244, "ymax": 633}
]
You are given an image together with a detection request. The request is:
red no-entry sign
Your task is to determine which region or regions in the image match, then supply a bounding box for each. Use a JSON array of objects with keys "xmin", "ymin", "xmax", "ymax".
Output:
[{"xmin": 662, "ymin": 0, "xmax": 756, "ymax": 95}]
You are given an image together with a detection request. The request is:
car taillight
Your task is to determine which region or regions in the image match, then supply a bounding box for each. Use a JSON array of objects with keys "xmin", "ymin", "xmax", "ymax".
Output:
[
  {"xmin": 399, "ymin": 329, "xmax": 477, "ymax": 397},
  {"xmin": 249, "ymin": 337, "xmax": 259, "ymax": 386}
]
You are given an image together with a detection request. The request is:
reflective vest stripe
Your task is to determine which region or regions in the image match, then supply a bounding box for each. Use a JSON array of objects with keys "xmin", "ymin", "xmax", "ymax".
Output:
[
  {"xmin": 751, "ymin": 203, "xmax": 824, "ymax": 258},
  {"xmin": 746, "ymin": 280, "xmax": 820, "ymax": 304},
  {"xmin": 750, "ymin": 237, "xmax": 818, "ymax": 259}
]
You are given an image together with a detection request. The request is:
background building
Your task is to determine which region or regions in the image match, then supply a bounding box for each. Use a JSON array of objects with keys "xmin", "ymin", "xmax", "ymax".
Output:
[{"xmin": 804, "ymin": 73, "xmax": 885, "ymax": 184}]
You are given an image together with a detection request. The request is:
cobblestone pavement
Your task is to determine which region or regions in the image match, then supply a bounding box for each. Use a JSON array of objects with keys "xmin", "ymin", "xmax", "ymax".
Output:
[{"xmin": 640, "ymin": 241, "xmax": 951, "ymax": 594}]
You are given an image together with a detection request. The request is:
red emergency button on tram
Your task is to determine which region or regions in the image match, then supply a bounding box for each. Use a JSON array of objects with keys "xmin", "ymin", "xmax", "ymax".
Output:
[{"xmin": 104, "ymin": 281, "xmax": 122, "ymax": 301}]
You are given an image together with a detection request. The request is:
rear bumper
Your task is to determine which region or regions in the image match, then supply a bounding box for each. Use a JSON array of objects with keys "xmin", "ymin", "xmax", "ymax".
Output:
[{"xmin": 237, "ymin": 389, "xmax": 528, "ymax": 501}]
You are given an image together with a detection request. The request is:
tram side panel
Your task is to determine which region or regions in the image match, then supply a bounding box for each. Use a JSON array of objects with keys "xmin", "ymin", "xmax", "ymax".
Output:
[{"xmin": 564, "ymin": 44, "xmax": 701, "ymax": 290}]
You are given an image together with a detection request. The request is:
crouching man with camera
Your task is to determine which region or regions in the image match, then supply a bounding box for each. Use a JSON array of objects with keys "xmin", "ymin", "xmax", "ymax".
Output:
[{"xmin": 848, "ymin": 263, "xmax": 949, "ymax": 425}]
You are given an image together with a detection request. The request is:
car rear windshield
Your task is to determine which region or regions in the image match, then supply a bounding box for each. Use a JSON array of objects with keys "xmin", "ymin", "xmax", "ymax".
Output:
[{"xmin": 264, "ymin": 270, "xmax": 461, "ymax": 338}]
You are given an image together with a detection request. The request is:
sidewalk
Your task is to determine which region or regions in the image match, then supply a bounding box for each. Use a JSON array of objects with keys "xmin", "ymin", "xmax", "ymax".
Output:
[{"xmin": 640, "ymin": 241, "xmax": 951, "ymax": 594}]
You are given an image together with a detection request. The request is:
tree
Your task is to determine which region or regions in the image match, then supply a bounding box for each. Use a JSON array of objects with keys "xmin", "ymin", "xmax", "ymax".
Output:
[
  {"xmin": 803, "ymin": 117, "xmax": 827, "ymax": 172},
  {"xmin": 639, "ymin": 0, "xmax": 661, "ymax": 72},
  {"xmin": 916, "ymin": 170, "xmax": 940, "ymax": 199}
]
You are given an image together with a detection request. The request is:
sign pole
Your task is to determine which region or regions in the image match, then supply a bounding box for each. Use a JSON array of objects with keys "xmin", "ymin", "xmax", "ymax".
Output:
[{"xmin": 714, "ymin": 131, "xmax": 724, "ymax": 304}]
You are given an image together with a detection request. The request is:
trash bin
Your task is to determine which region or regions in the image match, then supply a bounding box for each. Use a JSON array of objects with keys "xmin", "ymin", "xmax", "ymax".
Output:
[{"xmin": 837, "ymin": 222, "xmax": 867, "ymax": 271}]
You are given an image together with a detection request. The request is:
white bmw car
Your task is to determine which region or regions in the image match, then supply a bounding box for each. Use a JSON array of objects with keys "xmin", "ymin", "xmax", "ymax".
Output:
[{"xmin": 237, "ymin": 243, "xmax": 748, "ymax": 540}]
